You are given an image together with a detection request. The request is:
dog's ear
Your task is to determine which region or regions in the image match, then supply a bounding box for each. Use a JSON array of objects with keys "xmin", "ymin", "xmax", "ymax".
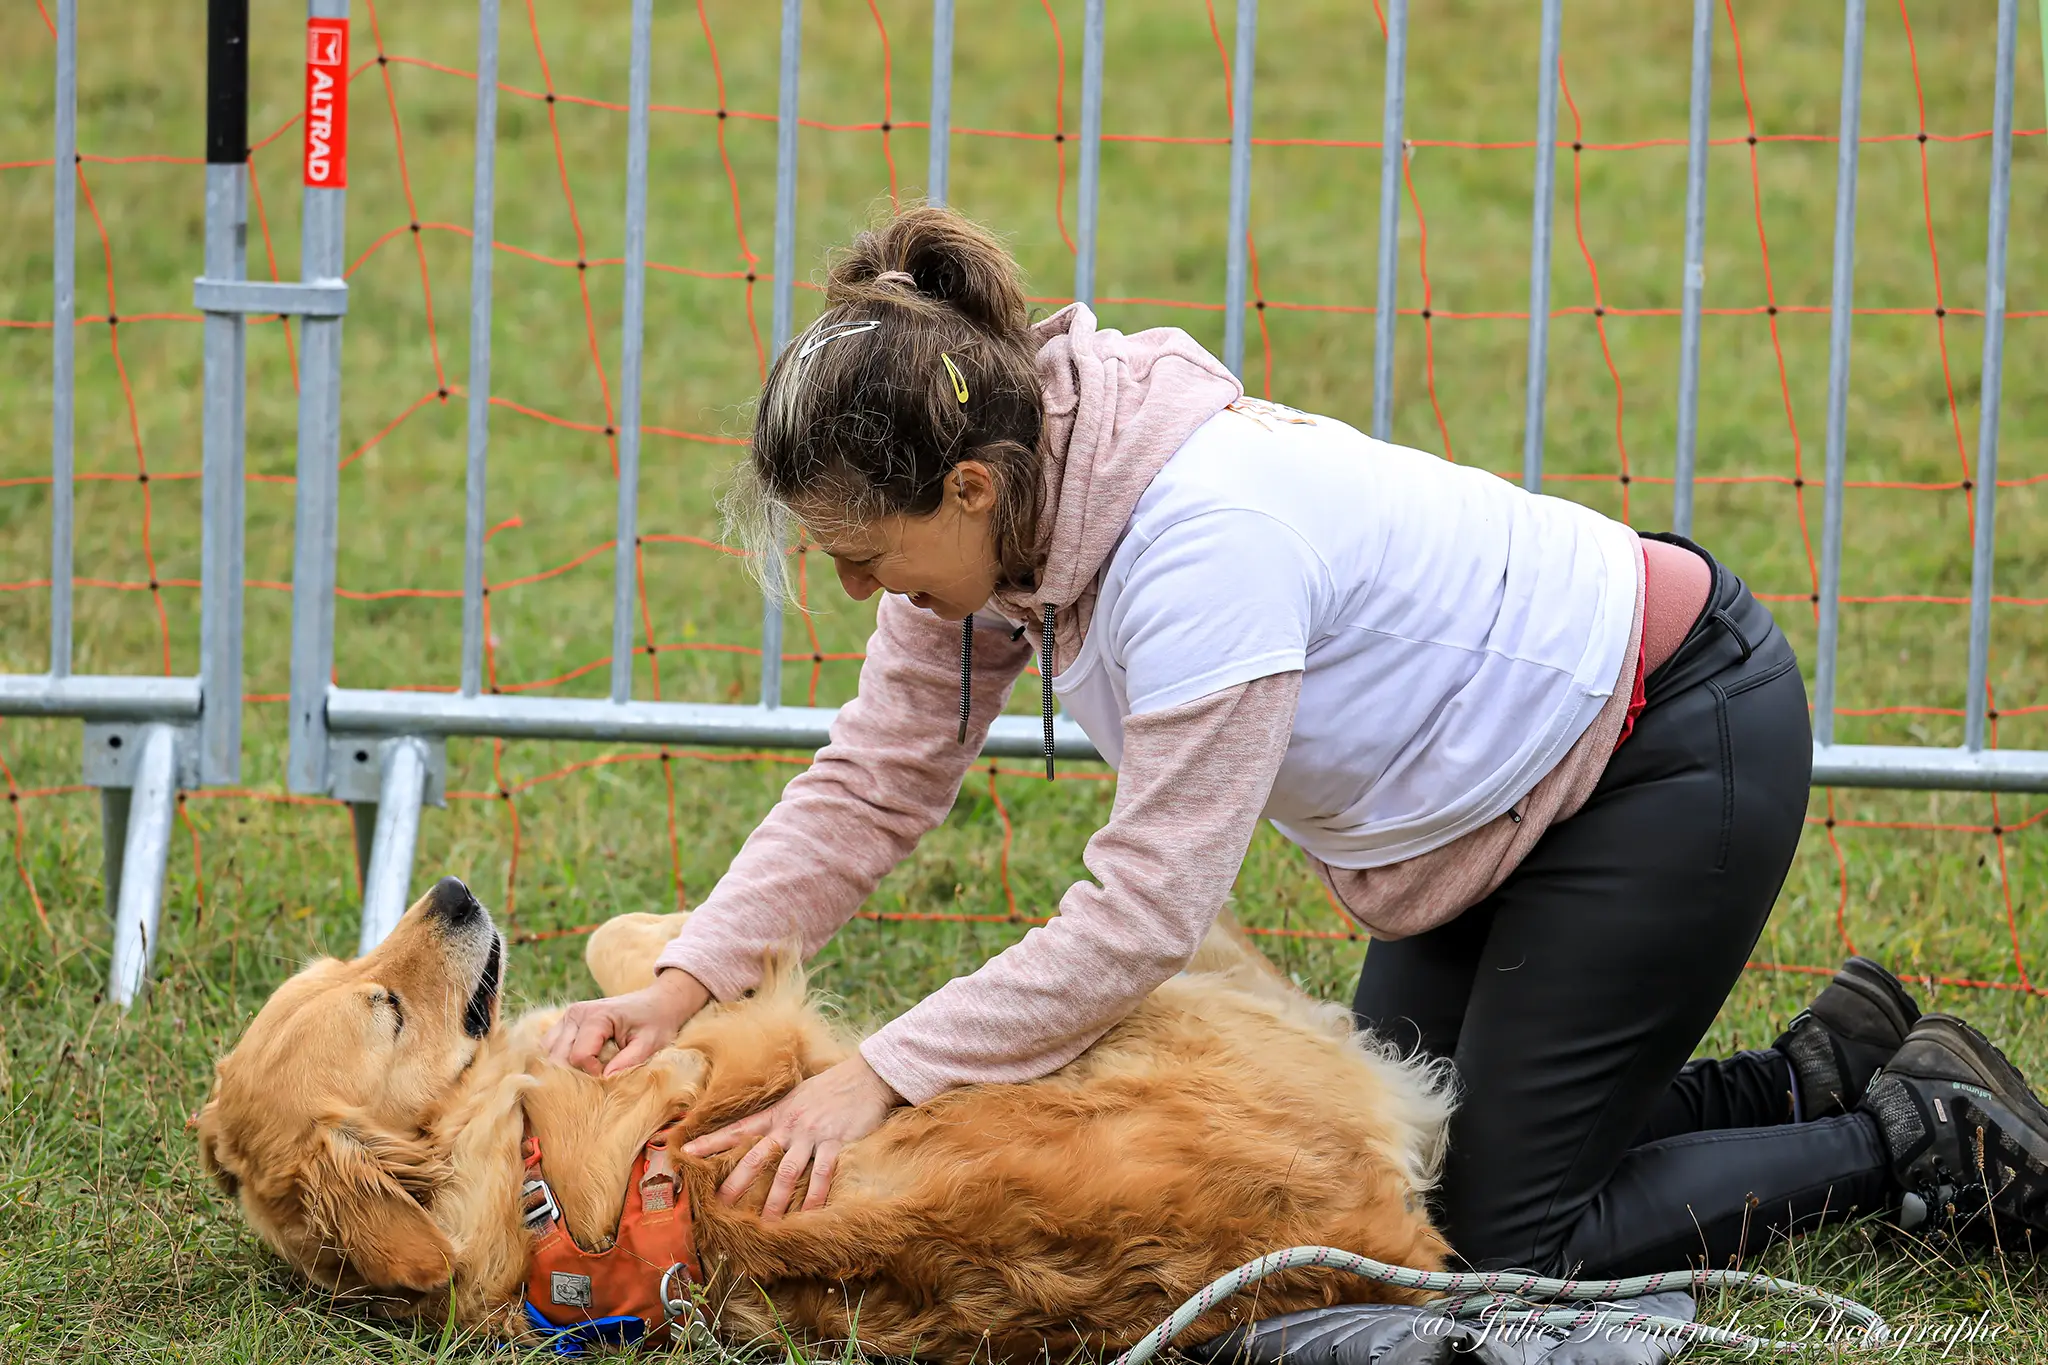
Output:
[
  {"xmin": 299, "ymin": 1117, "xmax": 454, "ymax": 1293},
  {"xmin": 192, "ymin": 1094, "xmax": 243, "ymax": 1199}
]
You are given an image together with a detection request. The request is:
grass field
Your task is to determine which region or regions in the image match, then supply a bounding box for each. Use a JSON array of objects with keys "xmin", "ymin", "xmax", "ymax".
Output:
[{"xmin": 4, "ymin": 0, "xmax": 2048, "ymax": 1358}]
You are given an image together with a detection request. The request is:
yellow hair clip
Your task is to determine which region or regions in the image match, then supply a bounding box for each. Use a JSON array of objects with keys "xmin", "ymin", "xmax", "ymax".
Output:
[{"xmin": 941, "ymin": 352, "xmax": 970, "ymax": 404}]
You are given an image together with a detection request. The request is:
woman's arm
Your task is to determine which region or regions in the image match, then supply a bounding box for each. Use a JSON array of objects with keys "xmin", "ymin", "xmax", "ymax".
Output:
[
  {"xmin": 654, "ymin": 593, "xmax": 1035, "ymax": 1001},
  {"xmin": 857, "ymin": 668, "xmax": 1303, "ymax": 1104}
]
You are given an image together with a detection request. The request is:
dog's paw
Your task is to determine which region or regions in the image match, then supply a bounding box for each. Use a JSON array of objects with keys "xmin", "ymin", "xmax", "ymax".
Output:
[
  {"xmin": 648, "ymin": 1046, "xmax": 708, "ymax": 1088},
  {"xmin": 584, "ymin": 912, "xmax": 693, "ymax": 996}
]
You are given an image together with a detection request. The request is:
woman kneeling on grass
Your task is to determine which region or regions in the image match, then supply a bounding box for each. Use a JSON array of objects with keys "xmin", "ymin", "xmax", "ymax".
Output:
[{"xmin": 548, "ymin": 205, "xmax": 2048, "ymax": 1274}]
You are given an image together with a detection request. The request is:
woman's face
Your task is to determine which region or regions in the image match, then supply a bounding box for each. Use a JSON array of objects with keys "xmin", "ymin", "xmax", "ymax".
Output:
[{"xmin": 804, "ymin": 460, "xmax": 1003, "ymax": 622}]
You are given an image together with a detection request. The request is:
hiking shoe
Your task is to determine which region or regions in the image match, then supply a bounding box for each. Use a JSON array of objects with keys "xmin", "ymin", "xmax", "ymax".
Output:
[
  {"xmin": 1773, "ymin": 956, "xmax": 1921, "ymax": 1120},
  {"xmin": 1860, "ymin": 1013, "xmax": 2048, "ymax": 1243}
]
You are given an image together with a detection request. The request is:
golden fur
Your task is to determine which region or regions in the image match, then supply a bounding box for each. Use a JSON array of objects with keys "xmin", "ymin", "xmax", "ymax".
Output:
[{"xmin": 197, "ymin": 882, "xmax": 1455, "ymax": 1359}]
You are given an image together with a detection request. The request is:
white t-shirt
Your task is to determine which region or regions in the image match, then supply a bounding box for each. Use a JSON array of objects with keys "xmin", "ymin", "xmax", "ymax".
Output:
[{"xmin": 1049, "ymin": 399, "xmax": 1641, "ymax": 870}]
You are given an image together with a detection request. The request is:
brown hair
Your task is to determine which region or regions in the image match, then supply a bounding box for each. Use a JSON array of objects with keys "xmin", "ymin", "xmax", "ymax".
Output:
[{"xmin": 733, "ymin": 204, "xmax": 1045, "ymax": 599}]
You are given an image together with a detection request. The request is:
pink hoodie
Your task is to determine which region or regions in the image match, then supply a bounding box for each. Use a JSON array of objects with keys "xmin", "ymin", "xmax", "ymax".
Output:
[
  {"xmin": 987, "ymin": 301, "xmax": 1245, "ymax": 661},
  {"xmin": 654, "ymin": 305, "xmax": 1706, "ymax": 1105}
]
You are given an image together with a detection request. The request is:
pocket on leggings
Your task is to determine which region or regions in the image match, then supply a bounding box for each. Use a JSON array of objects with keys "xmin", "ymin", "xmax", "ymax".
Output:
[
  {"xmin": 1719, "ymin": 653, "xmax": 1799, "ymax": 701},
  {"xmin": 1707, "ymin": 655, "xmax": 1807, "ymax": 876},
  {"xmin": 1707, "ymin": 680, "xmax": 1735, "ymax": 873}
]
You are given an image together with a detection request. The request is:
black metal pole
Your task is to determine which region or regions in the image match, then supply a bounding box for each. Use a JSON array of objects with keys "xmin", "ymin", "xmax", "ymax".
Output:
[
  {"xmin": 200, "ymin": 0, "xmax": 251, "ymax": 785},
  {"xmin": 206, "ymin": 0, "xmax": 249, "ymax": 164}
]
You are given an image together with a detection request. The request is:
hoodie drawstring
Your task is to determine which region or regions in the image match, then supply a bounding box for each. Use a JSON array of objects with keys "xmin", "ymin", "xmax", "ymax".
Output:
[
  {"xmin": 953, "ymin": 606, "xmax": 1059, "ymax": 781},
  {"xmin": 956, "ymin": 615, "xmax": 975, "ymax": 744},
  {"xmin": 1040, "ymin": 603, "xmax": 1057, "ymax": 781}
]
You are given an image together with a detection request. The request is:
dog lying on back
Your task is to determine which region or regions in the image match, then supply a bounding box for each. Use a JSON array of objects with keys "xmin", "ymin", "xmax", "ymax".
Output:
[{"xmin": 196, "ymin": 877, "xmax": 1455, "ymax": 1359}]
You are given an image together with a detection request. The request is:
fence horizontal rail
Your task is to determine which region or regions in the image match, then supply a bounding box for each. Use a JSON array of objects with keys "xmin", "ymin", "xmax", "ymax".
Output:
[
  {"xmin": 1812, "ymin": 744, "xmax": 2048, "ymax": 794},
  {"xmin": 321, "ymin": 683, "xmax": 2048, "ymax": 794},
  {"xmin": 325, "ymin": 687, "xmax": 1099, "ymax": 759},
  {"xmin": 0, "ymin": 675, "xmax": 202, "ymax": 722}
]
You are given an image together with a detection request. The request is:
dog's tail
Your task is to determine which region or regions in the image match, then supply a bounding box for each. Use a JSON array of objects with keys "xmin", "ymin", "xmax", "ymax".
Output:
[
  {"xmin": 1354, "ymin": 1034, "xmax": 1459, "ymax": 1193},
  {"xmin": 1185, "ymin": 904, "xmax": 1292, "ymax": 986},
  {"xmin": 751, "ymin": 936, "xmax": 810, "ymax": 1005},
  {"xmin": 1192, "ymin": 907, "xmax": 1459, "ymax": 1192}
]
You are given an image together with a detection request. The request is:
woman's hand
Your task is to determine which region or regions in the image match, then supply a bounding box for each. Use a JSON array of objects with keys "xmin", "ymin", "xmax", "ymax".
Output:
[
  {"xmin": 683, "ymin": 1055, "xmax": 902, "ymax": 1219},
  {"xmin": 543, "ymin": 968, "xmax": 711, "ymax": 1078}
]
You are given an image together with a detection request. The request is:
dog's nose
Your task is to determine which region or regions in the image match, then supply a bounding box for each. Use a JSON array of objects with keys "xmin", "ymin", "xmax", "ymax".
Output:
[{"xmin": 424, "ymin": 875, "xmax": 483, "ymax": 928}]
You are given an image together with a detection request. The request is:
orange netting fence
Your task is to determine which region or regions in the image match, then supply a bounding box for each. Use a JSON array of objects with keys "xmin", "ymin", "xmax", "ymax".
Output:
[{"xmin": 2, "ymin": 0, "xmax": 2044, "ymax": 1000}]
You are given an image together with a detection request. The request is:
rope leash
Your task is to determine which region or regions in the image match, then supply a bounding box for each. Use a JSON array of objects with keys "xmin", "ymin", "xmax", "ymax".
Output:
[{"xmin": 1111, "ymin": 1245, "xmax": 1890, "ymax": 1365}]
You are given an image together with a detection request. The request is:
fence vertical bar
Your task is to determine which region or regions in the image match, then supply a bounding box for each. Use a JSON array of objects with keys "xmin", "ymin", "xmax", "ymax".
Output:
[
  {"xmin": 1812, "ymin": 0, "xmax": 1866, "ymax": 750},
  {"xmin": 1074, "ymin": 0, "xmax": 1106, "ymax": 306},
  {"xmin": 200, "ymin": 0, "xmax": 250, "ymax": 785},
  {"xmin": 1221, "ymin": 0, "xmax": 1258, "ymax": 378},
  {"xmin": 1370, "ymin": 0, "xmax": 1408, "ymax": 441},
  {"xmin": 771, "ymin": 0, "xmax": 801, "ymax": 356},
  {"xmin": 107, "ymin": 725, "xmax": 177, "ymax": 1007},
  {"xmin": 761, "ymin": 0, "xmax": 802, "ymax": 710},
  {"xmin": 461, "ymin": 0, "xmax": 500, "ymax": 701},
  {"xmin": 288, "ymin": 0, "xmax": 352, "ymax": 794},
  {"xmin": 610, "ymin": 0, "xmax": 653, "ymax": 707},
  {"xmin": 1671, "ymin": 0, "xmax": 1713, "ymax": 538},
  {"xmin": 49, "ymin": 0, "xmax": 77, "ymax": 680},
  {"xmin": 927, "ymin": 0, "xmax": 954, "ymax": 206},
  {"xmin": 1963, "ymin": 0, "xmax": 2018, "ymax": 753},
  {"xmin": 1521, "ymin": 0, "xmax": 1562, "ymax": 493}
]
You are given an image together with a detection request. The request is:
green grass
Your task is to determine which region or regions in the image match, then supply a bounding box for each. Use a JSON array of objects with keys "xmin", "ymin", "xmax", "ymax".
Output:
[{"xmin": 3, "ymin": 0, "xmax": 2048, "ymax": 1358}]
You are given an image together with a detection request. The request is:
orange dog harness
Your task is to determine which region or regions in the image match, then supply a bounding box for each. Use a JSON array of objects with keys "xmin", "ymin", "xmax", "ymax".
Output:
[{"xmin": 519, "ymin": 1116, "xmax": 704, "ymax": 1355}]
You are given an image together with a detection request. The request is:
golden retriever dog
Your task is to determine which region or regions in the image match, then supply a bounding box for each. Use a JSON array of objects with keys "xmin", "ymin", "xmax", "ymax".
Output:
[{"xmin": 197, "ymin": 877, "xmax": 1454, "ymax": 1359}]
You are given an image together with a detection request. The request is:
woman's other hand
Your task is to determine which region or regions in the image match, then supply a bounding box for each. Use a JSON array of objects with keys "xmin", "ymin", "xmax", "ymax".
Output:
[
  {"xmin": 543, "ymin": 967, "xmax": 711, "ymax": 1078},
  {"xmin": 683, "ymin": 1055, "xmax": 902, "ymax": 1218}
]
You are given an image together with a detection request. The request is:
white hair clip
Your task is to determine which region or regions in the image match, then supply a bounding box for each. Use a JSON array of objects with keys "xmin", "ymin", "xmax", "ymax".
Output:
[{"xmin": 797, "ymin": 318, "xmax": 883, "ymax": 359}]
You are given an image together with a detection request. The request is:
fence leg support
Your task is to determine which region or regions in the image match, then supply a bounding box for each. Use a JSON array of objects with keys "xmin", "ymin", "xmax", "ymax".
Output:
[
  {"xmin": 99, "ymin": 786, "xmax": 130, "ymax": 920},
  {"xmin": 108, "ymin": 724, "xmax": 178, "ymax": 1007},
  {"xmin": 349, "ymin": 801, "xmax": 376, "ymax": 892},
  {"xmin": 358, "ymin": 737, "xmax": 429, "ymax": 955}
]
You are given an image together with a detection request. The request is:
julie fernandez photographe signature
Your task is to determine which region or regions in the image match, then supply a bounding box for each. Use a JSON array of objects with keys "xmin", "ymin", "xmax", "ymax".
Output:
[{"xmin": 1413, "ymin": 1303, "xmax": 2005, "ymax": 1358}]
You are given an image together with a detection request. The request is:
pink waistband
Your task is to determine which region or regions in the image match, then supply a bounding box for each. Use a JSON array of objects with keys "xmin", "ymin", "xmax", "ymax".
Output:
[{"xmin": 1617, "ymin": 540, "xmax": 1713, "ymax": 750}]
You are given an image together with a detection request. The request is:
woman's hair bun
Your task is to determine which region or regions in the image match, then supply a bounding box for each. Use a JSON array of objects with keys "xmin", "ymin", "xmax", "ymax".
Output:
[
  {"xmin": 743, "ymin": 201, "xmax": 1047, "ymax": 604},
  {"xmin": 824, "ymin": 203, "xmax": 1029, "ymax": 337}
]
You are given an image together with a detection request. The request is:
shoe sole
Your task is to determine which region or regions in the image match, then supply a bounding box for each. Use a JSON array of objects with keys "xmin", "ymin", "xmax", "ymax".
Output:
[
  {"xmin": 1888, "ymin": 1014, "xmax": 2048, "ymax": 1158},
  {"xmin": 1819, "ymin": 956, "xmax": 1922, "ymax": 1048}
]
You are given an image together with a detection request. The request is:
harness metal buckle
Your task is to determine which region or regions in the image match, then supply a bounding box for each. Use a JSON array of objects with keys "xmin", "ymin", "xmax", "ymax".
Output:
[
  {"xmin": 660, "ymin": 1262, "xmax": 709, "ymax": 1344},
  {"xmin": 522, "ymin": 1176, "xmax": 561, "ymax": 1230}
]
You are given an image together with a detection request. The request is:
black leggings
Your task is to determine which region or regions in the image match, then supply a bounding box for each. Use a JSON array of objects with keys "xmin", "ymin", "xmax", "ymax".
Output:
[{"xmin": 1352, "ymin": 535, "xmax": 1892, "ymax": 1278}]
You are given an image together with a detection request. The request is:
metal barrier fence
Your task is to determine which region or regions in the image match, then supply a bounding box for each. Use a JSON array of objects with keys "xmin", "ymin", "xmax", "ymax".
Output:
[
  {"xmin": 3, "ymin": 0, "xmax": 254, "ymax": 1006},
  {"xmin": 5, "ymin": 0, "xmax": 2040, "ymax": 999}
]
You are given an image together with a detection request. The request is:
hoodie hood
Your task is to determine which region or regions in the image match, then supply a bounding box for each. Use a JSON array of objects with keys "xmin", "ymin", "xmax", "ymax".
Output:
[
  {"xmin": 985, "ymin": 303, "xmax": 1243, "ymax": 665},
  {"xmin": 962, "ymin": 303, "xmax": 1240, "ymax": 780}
]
